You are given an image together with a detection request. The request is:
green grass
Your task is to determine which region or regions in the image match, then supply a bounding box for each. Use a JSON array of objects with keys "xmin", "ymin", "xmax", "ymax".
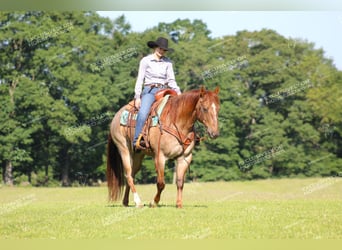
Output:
[{"xmin": 0, "ymin": 178, "xmax": 341, "ymax": 239}]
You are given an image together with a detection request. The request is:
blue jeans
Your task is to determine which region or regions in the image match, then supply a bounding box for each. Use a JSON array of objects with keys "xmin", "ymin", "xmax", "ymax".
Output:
[{"xmin": 133, "ymin": 86, "xmax": 160, "ymax": 146}]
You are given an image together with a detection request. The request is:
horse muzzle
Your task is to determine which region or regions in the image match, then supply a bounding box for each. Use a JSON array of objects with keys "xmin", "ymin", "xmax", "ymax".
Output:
[{"xmin": 208, "ymin": 130, "xmax": 219, "ymax": 139}]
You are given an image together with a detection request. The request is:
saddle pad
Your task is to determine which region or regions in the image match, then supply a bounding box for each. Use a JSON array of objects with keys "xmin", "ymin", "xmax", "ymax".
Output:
[
  {"xmin": 120, "ymin": 110, "xmax": 137, "ymax": 125},
  {"xmin": 120, "ymin": 110, "xmax": 159, "ymax": 127},
  {"xmin": 120, "ymin": 95, "xmax": 171, "ymax": 127}
]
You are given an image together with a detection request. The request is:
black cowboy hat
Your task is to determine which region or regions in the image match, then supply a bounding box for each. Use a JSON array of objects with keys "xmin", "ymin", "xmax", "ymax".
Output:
[{"xmin": 147, "ymin": 37, "xmax": 174, "ymax": 52}]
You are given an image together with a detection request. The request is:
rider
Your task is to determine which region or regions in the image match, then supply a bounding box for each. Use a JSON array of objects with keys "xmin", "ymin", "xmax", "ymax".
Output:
[{"xmin": 133, "ymin": 37, "xmax": 181, "ymax": 150}]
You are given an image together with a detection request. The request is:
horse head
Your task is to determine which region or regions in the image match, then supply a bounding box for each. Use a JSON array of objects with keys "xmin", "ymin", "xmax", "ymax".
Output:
[{"xmin": 196, "ymin": 86, "xmax": 220, "ymax": 139}]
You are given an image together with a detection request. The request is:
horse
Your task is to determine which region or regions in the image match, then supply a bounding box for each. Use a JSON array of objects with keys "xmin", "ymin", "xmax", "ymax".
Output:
[{"xmin": 106, "ymin": 86, "xmax": 220, "ymax": 208}]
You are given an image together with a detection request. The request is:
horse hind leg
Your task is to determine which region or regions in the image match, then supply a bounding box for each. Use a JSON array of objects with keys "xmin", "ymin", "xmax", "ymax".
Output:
[
  {"xmin": 123, "ymin": 151, "xmax": 145, "ymax": 207},
  {"xmin": 117, "ymin": 145, "xmax": 143, "ymax": 208},
  {"xmin": 122, "ymin": 183, "xmax": 130, "ymax": 207},
  {"xmin": 125, "ymin": 169, "xmax": 143, "ymax": 208}
]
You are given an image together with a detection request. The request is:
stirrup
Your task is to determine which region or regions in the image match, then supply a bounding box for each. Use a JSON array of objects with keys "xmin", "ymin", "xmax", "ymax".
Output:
[{"xmin": 136, "ymin": 134, "xmax": 146, "ymax": 149}]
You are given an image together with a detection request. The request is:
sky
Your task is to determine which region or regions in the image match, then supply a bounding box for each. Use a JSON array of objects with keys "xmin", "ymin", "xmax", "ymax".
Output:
[{"xmin": 98, "ymin": 11, "xmax": 342, "ymax": 70}]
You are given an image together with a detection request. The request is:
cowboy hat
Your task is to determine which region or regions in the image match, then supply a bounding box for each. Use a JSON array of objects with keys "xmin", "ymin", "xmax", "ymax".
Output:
[{"xmin": 147, "ymin": 37, "xmax": 174, "ymax": 52}]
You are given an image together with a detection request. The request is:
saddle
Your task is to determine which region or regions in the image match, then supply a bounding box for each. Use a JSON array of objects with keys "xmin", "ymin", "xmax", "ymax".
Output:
[{"xmin": 122, "ymin": 89, "xmax": 178, "ymax": 150}]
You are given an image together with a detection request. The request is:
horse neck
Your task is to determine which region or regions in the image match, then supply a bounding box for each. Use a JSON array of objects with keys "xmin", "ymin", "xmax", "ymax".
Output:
[{"xmin": 164, "ymin": 91, "xmax": 200, "ymax": 132}]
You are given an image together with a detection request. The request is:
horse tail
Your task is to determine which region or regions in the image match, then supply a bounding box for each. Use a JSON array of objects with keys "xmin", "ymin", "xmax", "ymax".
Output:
[{"xmin": 106, "ymin": 131, "xmax": 125, "ymax": 202}]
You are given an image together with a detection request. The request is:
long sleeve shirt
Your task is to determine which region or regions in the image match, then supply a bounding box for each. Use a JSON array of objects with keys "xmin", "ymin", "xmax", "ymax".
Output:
[{"xmin": 134, "ymin": 54, "xmax": 181, "ymax": 99}]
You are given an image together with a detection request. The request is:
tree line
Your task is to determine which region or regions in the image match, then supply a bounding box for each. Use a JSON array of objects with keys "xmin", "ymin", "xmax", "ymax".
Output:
[{"xmin": 0, "ymin": 11, "xmax": 341, "ymax": 186}]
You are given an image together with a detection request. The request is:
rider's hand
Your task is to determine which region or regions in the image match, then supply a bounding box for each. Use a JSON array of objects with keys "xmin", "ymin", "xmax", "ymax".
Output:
[{"xmin": 134, "ymin": 98, "xmax": 141, "ymax": 109}]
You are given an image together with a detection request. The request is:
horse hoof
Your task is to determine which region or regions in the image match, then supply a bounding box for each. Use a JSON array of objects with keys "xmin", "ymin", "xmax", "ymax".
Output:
[
  {"xmin": 149, "ymin": 201, "xmax": 158, "ymax": 208},
  {"xmin": 135, "ymin": 203, "xmax": 144, "ymax": 208}
]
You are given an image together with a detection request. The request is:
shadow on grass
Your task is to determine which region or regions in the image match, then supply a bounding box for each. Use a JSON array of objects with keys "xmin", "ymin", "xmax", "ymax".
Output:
[{"xmin": 106, "ymin": 203, "xmax": 208, "ymax": 208}]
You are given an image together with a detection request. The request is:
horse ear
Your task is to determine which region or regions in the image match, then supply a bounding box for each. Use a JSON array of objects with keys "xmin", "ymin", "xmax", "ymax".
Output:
[
  {"xmin": 214, "ymin": 86, "xmax": 220, "ymax": 94},
  {"xmin": 200, "ymin": 86, "xmax": 206, "ymax": 97}
]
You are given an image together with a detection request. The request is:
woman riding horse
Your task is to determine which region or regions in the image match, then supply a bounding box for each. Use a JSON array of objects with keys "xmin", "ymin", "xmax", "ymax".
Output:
[{"xmin": 133, "ymin": 37, "xmax": 181, "ymax": 151}]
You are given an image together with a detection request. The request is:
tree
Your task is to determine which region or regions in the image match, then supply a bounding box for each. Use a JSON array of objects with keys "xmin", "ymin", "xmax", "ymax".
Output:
[{"xmin": 0, "ymin": 12, "xmax": 341, "ymax": 185}]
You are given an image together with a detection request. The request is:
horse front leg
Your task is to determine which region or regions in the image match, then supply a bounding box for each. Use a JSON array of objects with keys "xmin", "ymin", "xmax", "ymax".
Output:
[
  {"xmin": 175, "ymin": 153, "xmax": 192, "ymax": 208},
  {"xmin": 150, "ymin": 154, "xmax": 166, "ymax": 207}
]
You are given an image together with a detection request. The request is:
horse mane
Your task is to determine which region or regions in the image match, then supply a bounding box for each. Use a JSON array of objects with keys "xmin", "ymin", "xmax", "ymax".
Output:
[{"xmin": 161, "ymin": 89, "xmax": 201, "ymax": 124}]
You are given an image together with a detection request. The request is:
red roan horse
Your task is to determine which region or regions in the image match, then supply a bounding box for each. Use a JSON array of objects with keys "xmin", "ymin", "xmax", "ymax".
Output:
[{"xmin": 106, "ymin": 86, "xmax": 220, "ymax": 208}]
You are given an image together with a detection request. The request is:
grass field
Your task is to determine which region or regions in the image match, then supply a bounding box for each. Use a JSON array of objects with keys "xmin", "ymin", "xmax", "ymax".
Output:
[{"xmin": 0, "ymin": 178, "xmax": 341, "ymax": 239}]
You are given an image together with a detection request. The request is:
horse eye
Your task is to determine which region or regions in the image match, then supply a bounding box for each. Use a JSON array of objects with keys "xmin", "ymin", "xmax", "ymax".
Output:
[{"xmin": 203, "ymin": 107, "xmax": 208, "ymax": 112}]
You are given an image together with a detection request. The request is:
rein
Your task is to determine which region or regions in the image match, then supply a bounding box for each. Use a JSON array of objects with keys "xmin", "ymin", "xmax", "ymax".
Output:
[
  {"xmin": 160, "ymin": 124, "xmax": 195, "ymax": 152},
  {"xmin": 156, "ymin": 92, "xmax": 202, "ymax": 153},
  {"xmin": 127, "ymin": 88, "xmax": 212, "ymax": 153}
]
